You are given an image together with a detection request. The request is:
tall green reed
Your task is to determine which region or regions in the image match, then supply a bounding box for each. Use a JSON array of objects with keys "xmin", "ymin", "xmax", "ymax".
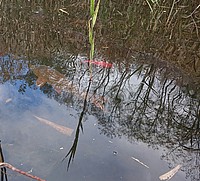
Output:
[{"xmin": 88, "ymin": 0, "xmax": 101, "ymax": 77}]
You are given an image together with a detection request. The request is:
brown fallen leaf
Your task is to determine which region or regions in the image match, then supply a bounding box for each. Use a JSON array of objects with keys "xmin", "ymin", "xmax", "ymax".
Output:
[
  {"xmin": 33, "ymin": 115, "xmax": 73, "ymax": 136},
  {"xmin": 36, "ymin": 77, "xmax": 47, "ymax": 87},
  {"xmin": 31, "ymin": 65, "xmax": 105, "ymax": 111},
  {"xmin": 159, "ymin": 164, "xmax": 182, "ymax": 181}
]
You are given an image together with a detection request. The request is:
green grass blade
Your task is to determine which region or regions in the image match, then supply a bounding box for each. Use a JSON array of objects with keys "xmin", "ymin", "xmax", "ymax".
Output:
[
  {"xmin": 90, "ymin": 37, "xmax": 95, "ymax": 60},
  {"xmin": 88, "ymin": 19, "xmax": 93, "ymax": 45},
  {"xmin": 90, "ymin": 0, "xmax": 95, "ymax": 16},
  {"xmin": 92, "ymin": 0, "xmax": 101, "ymax": 28}
]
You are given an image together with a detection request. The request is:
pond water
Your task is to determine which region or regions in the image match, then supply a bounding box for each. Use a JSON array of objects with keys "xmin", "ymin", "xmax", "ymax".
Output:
[{"xmin": 0, "ymin": 1, "xmax": 200, "ymax": 181}]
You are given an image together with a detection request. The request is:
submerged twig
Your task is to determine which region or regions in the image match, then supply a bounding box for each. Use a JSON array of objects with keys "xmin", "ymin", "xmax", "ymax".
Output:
[
  {"xmin": 191, "ymin": 16, "xmax": 199, "ymax": 39},
  {"xmin": 131, "ymin": 156, "xmax": 149, "ymax": 169},
  {"xmin": 59, "ymin": 8, "xmax": 69, "ymax": 15},
  {"xmin": 166, "ymin": 0, "xmax": 176, "ymax": 26},
  {"xmin": 145, "ymin": 0, "xmax": 153, "ymax": 12},
  {"xmin": 183, "ymin": 4, "xmax": 200, "ymax": 18},
  {"xmin": 0, "ymin": 163, "xmax": 45, "ymax": 181}
]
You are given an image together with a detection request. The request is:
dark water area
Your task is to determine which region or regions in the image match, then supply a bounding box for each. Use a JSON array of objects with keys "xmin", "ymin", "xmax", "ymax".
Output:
[{"xmin": 0, "ymin": 1, "xmax": 200, "ymax": 181}]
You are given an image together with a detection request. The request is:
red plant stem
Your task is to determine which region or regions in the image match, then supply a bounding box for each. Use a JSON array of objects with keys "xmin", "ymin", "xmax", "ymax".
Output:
[{"xmin": 0, "ymin": 162, "xmax": 46, "ymax": 181}]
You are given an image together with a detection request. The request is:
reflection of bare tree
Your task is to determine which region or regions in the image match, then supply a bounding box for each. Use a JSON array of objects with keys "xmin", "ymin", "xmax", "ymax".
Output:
[
  {"xmin": 0, "ymin": 55, "xmax": 30, "ymax": 83},
  {"xmin": 161, "ymin": 139, "xmax": 200, "ymax": 181},
  {"xmin": 2, "ymin": 51, "xmax": 200, "ymax": 180},
  {"xmin": 84, "ymin": 58, "xmax": 200, "ymax": 181}
]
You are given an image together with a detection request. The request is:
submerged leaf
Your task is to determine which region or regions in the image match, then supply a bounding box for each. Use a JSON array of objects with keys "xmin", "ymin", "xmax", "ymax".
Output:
[
  {"xmin": 159, "ymin": 165, "xmax": 182, "ymax": 181},
  {"xmin": 31, "ymin": 65, "xmax": 106, "ymax": 110},
  {"xmin": 36, "ymin": 77, "xmax": 47, "ymax": 87},
  {"xmin": 33, "ymin": 115, "xmax": 73, "ymax": 136}
]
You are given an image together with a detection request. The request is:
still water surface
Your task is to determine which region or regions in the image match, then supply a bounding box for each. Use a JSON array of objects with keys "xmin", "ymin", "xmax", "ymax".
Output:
[
  {"xmin": 0, "ymin": 56, "xmax": 189, "ymax": 181},
  {"xmin": 0, "ymin": 1, "xmax": 200, "ymax": 181}
]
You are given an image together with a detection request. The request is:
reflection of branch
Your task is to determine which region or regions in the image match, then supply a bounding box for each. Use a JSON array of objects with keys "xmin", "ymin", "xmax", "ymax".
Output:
[
  {"xmin": 92, "ymin": 68, "xmax": 111, "ymax": 97},
  {"xmin": 63, "ymin": 79, "xmax": 92, "ymax": 170}
]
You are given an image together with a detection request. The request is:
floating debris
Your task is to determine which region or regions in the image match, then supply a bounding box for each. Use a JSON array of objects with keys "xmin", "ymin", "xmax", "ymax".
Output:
[
  {"xmin": 5, "ymin": 98, "xmax": 12, "ymax": 104},
  {"xmin": 131, "ymin": 156, "xmax": 149, "ymax": 169},
  {"xmin": 27, "ymin": 168, "xmax": 33, "ymax": 173},
  {"xmin": 83, "ymin": 60, "xmax": 113, "ymax": 68}
]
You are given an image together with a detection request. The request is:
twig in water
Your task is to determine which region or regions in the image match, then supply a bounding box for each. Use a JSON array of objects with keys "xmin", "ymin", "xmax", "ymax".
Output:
[
  {"xmin": 183, "ymin": 4, "xmax": 200, "ymax": 18},
  {"xmin": 0, "ymin": 162, "xmax": 46, "ymax": 181}
]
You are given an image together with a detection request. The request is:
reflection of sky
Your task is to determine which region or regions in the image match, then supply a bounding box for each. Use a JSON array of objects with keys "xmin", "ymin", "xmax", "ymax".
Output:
[
  {"xmin": 49, "ymin": 119, "xmax": 187, "ymax": 181},
  {"xmin": 0, "ymin": 81, "xmax": 41, "ymax": 111},
  {"xmin": 0, "ymin": 72, "xmax": 187, "ymax": 181},
  {"xmin": 0, "ymin": 55, "xmax": 30, "ymax": 82}
]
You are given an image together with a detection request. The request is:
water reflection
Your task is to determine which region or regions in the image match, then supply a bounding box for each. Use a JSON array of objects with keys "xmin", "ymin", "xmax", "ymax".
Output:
[
  {"xmin": 1, "ymin": 50, "xmax": 200, "ymax": 180},
  {"xmin": 0, "ymin": 1, "xmax": 200, "ymax": 180},
  {"xmin": 62, "ymin": 57, "xmax": 200, "ymax": 179},
  {"xmin": 28, "ymin": 56, "xmax": 200, "ymax": 180}
]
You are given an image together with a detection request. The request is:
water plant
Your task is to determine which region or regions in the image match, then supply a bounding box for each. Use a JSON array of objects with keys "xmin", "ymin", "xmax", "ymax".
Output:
[
  {"xmin": 63, "ymin": 1, "xmax": 101, "ymax": 169},
  {"xmin": 88, "ymin": 0, "xmax": 101, "ymax": 77}
]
